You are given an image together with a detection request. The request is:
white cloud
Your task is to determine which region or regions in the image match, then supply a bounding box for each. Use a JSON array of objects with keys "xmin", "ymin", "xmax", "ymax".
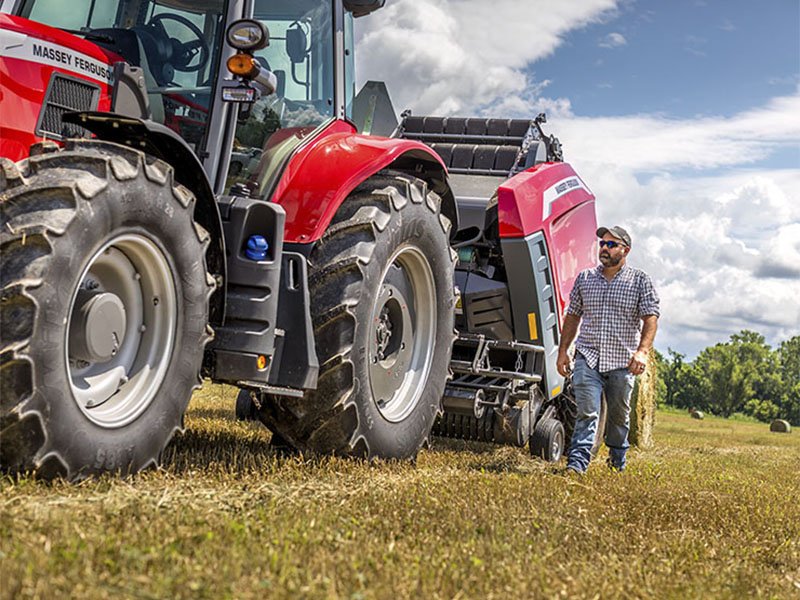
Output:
[
  {"xmin": 525, "ymin": 99, "xmax": 800, "ymax": 355},
  {"xmin": 598, "ymin": 32, "xmax": 627, "ymax": 47},
  {"xmin": 354, "ymin": 0, "xmax": 618, "ymax": 116},
  {"xmin": 556, "ymin": 92, "xmax": 800, "ymax": 171},
  {"xmin": 566, "ymin": 160, "xmax": 800, "ymax": 355},
  {"xmin": 556, "ymin": 94, "xmax": 800, "ymax": 354}
]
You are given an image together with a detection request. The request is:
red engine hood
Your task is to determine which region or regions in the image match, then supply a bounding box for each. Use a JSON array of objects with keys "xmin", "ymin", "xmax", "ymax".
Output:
[{"xmin": 0, "ymin": 14, "xmax": 121, "ymax": 161}]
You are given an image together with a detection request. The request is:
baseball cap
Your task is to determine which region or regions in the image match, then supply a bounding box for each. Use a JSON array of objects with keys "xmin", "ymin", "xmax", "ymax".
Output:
[{"xmin": 596, "ymin": 225, "xmax": 631, "ymax": 247}]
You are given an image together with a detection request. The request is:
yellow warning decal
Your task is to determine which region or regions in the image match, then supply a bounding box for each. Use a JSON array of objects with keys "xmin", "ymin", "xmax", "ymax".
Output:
[
  {"xmin": 551, "ymin": 386, "xmax": 561, "ymax": 397},
  {"xmin": 527, "ymin": 312, "xmax": 538, "ymax": 340}
]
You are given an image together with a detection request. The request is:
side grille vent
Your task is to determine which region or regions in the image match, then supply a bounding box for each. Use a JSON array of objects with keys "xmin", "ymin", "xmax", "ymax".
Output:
[{"xmin": 36, "ymin": 73, "xmax": 100, "ymax": 140}]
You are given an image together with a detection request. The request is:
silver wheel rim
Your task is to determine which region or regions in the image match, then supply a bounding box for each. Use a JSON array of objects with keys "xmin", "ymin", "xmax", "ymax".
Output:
[
  {"xmin": 66, "ymin": 234, "xmax": 177, "ymax": 428},
  {"xmin": 368, "ymin": 245, "xmax": 436, "ymax": 423},
  {"xmin": 552, "ymin": 429, "xmax": 563, "ymax": 461}
]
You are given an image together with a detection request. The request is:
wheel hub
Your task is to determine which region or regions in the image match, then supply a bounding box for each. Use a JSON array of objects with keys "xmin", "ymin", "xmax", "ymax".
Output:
[
  {"xmin": 66, "ymin": 235, "xmax": 177, "ymax": 428},
  {"xmin": 367, "ymin": 247, "xmax": 436, "ymax": 423},
  {"xmin": 374, "ymin": 289, "xmax": 406, "ymax": 363},
  {"xmin": 69, "ymin": 291, "xmax": 127, "ymax": 363}
]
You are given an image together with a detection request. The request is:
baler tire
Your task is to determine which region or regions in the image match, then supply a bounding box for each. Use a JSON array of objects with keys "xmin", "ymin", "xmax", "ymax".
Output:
[
  {"xmin": 259, "ymin": 171, "xmax": 455, "ymax": 459},
  {"xmin": 235, "ymin": 389, "xmax": 259, "ymax": 421},
  {"xmin": 592, "ymin": 393, "xmax": 608, "ymax": 458},
  {"xmin": 560, "ymin": 386, "xmax": 607, "ymax": 457},
  {"xmin": 530, "ymin": 417, "xmax": 565, "ymax": 462},
  {"xmin": 0, "ymin": 141, "xmax": 213, "ymax": 481}
]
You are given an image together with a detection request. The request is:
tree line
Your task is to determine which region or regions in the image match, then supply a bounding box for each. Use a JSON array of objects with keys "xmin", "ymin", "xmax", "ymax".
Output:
[{"xmin": 652, "ymin": 331, "xmax": 800, "ymax": 426}]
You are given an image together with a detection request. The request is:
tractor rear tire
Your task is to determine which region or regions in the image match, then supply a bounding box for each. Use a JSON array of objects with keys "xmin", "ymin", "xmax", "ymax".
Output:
[
  {"xmin": 259, "ymin": 172, "xmax": 455, "ymax": 459},
  {"xmin": 0, "ymin": 140, "xmax": 213, "ymax": 481}
]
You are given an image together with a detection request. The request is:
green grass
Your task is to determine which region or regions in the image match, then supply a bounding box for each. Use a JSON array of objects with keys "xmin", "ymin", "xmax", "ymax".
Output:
[{"xmin": 2, "ymin": 384, "xmax": 799, "ymax": 599}]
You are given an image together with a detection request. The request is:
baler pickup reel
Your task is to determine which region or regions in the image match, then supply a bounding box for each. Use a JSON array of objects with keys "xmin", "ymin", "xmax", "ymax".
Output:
[{"xmin": 434, "ymin": 334, "xmax": 548, "ymax": 448}]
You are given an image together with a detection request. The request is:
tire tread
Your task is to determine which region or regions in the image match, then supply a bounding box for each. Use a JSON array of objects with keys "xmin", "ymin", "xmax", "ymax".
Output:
[{"xmin": 0, "ymin": 140, "xmax": 213, "ymax": 480}]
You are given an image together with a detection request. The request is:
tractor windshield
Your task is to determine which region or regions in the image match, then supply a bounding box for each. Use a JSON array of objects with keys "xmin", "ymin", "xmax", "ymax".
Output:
[
  {"xmin": 223, "ymin": 0, "xmax": 335, "ymax": 198},
  {"xmin": 18, "ymin": 0, "xmax": 227, "ymax": 153}
]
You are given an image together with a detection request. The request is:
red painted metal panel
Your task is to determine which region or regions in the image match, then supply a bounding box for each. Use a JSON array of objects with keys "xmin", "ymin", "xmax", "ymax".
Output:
[
  {"xmin": 272, "ymin": 119, "xmax": 447, "ymax": 243},
  {"xmin": 0, "ymin": 14, "xmax": 115, "ymax": 161},
  {"xmin": 497, "ymin": 161, "xmax": 597, "ymax": 318},
  {"xmin": 548, "ymin": 200, "xmax": 598, "ymax": 318},
  {"xmin": 497, "ymin": 162, "xmax": 594, "ymax": 239}
]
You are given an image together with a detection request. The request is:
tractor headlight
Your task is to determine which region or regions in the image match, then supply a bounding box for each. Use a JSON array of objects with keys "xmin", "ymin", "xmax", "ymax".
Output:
[{"xmin": 226, "ymin": 20, "xmax": 269, "ymax": 51}]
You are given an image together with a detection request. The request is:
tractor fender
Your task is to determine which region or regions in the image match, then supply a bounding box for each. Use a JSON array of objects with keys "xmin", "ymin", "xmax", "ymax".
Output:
[
  {"xmin": 272, "ymin": 120, "xmax": 457, "ymax": 243},
  {"xmin": 63, "ymin": 111, "xmax": 226, "ymax": 325}
]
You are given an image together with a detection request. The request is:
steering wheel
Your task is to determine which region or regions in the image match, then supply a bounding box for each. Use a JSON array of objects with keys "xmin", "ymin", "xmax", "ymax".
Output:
[{"xmin": 147, "ymin": 13, "xmax": 209, "ymax": 73}]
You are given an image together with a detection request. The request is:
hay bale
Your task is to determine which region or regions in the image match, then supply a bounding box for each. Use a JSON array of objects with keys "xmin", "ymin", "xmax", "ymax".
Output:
[
  {"xmin": 690, "ymin": 410, "xmax": 704, "ymax": 420},
  {"xmin": 630, "ymin": 358, "xmax": 657, "ymax": 448},
  {"xmin": 770, "ymin": 419, "xmax": 791, "ymax": 433}
]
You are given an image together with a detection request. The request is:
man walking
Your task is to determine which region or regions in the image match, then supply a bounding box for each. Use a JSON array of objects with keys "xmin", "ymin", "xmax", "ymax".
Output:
[{"xmin": 556, "ymin": 226, "xmax": 660, "ymax": 473}]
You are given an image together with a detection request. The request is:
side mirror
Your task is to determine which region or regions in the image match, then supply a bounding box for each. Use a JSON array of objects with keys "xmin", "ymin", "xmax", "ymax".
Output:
[
  {"xmin": 226, "ymin": 19, "xmax": 269, "ymax": 51},
  {"xmin": 343, "ymin": 0, "xmax": 386, "ymax": 17},
  {"xmin": 286, "ymin": 24, "xmax": 308, "ymax": 64}
]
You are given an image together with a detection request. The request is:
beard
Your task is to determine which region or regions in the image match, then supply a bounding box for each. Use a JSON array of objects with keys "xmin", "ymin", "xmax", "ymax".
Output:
[{"xmin": 599, "ymin": 252, "xmax": 622, "ymax": 267}]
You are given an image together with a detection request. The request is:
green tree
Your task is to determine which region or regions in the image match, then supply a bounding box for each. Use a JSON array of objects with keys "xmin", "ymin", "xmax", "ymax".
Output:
[
  {"xmin": 778, "ymin": 336, "xmax": 800, "ymax": 425},
  {"xmin": 695, "ymin": 331, "xmax": 774, "ymax": 417},
  {"xmin": 660, "ymin": 331, "xmax": 797, "ymax": 424},
  {"xmin": 663, "ymin": 349, "xmax": 709, "ymax": 412}
]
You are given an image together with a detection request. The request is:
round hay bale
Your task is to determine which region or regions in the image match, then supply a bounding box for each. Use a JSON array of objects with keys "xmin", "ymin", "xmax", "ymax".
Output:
[
  {"xmin": 770, "ymin": 419, "xmax": 791, "ymax": 433},
  {"xmin": 690, "ymin": 410, "xmax": 704, "ymax": 420},
  {"xmin": 630, "ymin": 357, "xmax": 657, "ymax": 448}
]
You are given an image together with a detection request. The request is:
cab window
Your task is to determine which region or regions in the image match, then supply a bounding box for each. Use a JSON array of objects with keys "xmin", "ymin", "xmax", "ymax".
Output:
[
  {"xmin": 19, "ymin": 0, "xmax": 227, "ymax": 153},
  {"xmin": 224, "ymin": 0, "xmax": 335, "ymax": 197}
]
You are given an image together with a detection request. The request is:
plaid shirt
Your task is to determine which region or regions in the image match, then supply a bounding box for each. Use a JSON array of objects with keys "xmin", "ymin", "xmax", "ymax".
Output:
[{"xmin": 566, "ymin": 264, "xmax": 660, "ymax": 372}]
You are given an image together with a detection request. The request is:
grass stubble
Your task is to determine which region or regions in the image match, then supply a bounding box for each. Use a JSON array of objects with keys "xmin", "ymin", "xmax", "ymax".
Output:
[{"xmin": 1, "ymin": 385, "xmax": 798, "ymax": 600}]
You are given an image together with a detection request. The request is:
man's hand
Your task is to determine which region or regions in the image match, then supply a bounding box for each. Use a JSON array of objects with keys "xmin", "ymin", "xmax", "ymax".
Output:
[
  {"xmin": 627, "ymin": 350, "xmax": 648, "ymax": 375},
  {"xmin": 557, "ymin": 349, "xmax": 573, "ymax": 377},
  {"xmin": 557, "ymin": 314, "xmax": 581, "ymax": 377}
]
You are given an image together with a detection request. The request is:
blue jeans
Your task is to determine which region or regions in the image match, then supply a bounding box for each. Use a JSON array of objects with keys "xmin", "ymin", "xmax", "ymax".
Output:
[{"xmin": 567, "ymin": 354, "xmax": 635, "ymax": 473}]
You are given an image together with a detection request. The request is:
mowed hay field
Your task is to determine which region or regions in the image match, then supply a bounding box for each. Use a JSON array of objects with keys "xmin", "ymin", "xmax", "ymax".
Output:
[{"xmin": 2, "ymin": 385, "xmax": 799, "ymax": 600}]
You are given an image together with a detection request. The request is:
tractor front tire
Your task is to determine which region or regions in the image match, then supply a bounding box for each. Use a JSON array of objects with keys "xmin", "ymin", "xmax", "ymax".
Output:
[
  {"xmin": 0, "ymin": 140, "xmax": 213, "ymax": 481},
  {"xmin": 259, "ymin": 172, "xmax": 455, "ymax": 459}
]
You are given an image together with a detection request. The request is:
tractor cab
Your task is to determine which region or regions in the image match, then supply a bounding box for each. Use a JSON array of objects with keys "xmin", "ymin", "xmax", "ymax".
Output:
[
  {"xmin": 11, "ymin": 0, "xmax": 228, "ymax": 152},
  {"xmin": 4, "ymin": 0, "xmax": 374, "ymax": 193},
  {"xmin": 219, "ymin": 0, "xmax": 352, "ymax": 198}
]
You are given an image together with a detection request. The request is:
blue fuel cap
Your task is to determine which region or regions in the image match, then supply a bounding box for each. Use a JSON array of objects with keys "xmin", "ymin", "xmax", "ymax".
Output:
[{"xmin": 245, "ymin": 235, "xmax": 269, "ymax": 261}]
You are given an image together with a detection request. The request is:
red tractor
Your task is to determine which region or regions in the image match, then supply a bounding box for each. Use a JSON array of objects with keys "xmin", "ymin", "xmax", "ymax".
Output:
[{"xmin": 0, "ymin": 0, "xmax": 599, "ymax": 480}]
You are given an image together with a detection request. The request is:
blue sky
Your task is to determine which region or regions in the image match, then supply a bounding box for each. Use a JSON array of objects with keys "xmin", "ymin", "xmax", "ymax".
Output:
[
  {"xmin": 357, "ymin": 0, "xmax": 800, "ymax": 357},
  {"xmin": 536, "ymin": 0, "xmax": 800, "ymax": 122}
]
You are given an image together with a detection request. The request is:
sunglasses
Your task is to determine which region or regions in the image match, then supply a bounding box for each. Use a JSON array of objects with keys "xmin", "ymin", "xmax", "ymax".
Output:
[{"xmin": 599, "ymin": 240, "xmax": 627, "ymax": 249}]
